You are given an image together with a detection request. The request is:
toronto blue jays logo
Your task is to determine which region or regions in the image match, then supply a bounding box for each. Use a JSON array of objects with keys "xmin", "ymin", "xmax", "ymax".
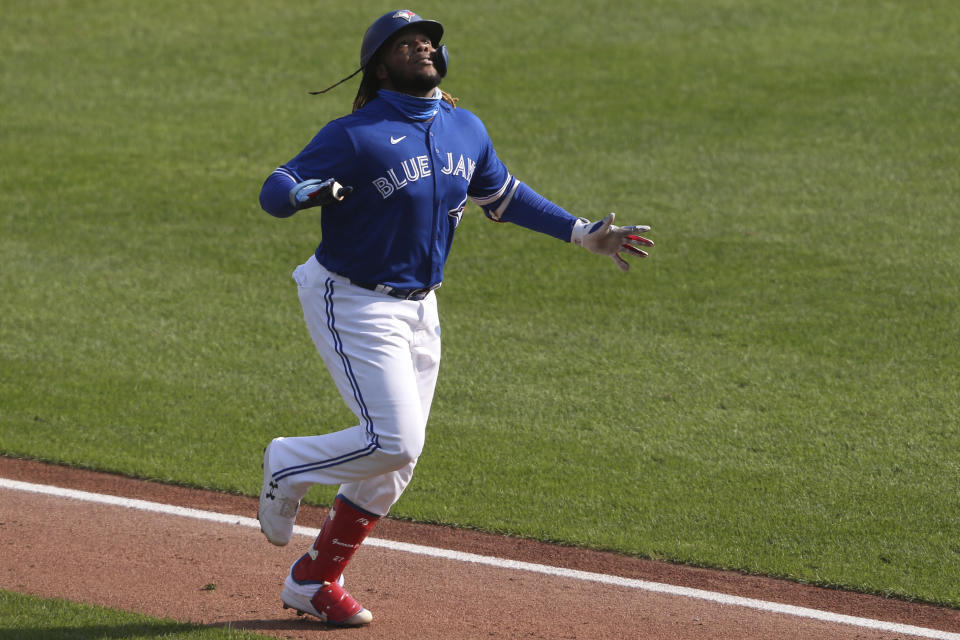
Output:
[
  {"xmin": 448, "ymin": 197, "xmax": 466, "ymax": 228},
  {"xmin": 393, "ymin": 10, "xmax": 416, "ymax": 22},
  {"xmin": 372, "ymin": 153, "xmax": 476, "ymax": 199}
]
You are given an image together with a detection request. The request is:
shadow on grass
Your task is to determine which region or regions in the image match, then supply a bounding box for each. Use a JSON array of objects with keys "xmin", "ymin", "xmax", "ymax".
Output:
[
  {"xmin": 216, "ymin": 618, "xmax": 357, "ymax": 633},
  {"xmin": 0, "ymin": 621, "xmax": 196, "ymax": 639},
  {"xmin": 0, "ymin": 618, "xmax": 357, "ymax": 639}
]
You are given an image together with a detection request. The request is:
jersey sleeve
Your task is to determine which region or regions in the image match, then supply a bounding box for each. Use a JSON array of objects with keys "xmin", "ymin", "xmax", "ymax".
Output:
[
  {"xmin": 259, "ymin": 120, "xmax": 356, "ymax": 218},
  {"xmin": 284, "ymin": 120, "xmax": 355, "ymax": 182},
  {"xmin": 496, "ymin": 182, "xmax": 578, "ymax": 242},
  {"xmin": 466, "ymin": 119, "xmax": 578, "ymax": 242},
  {"xmin": 466, "ymin": 120, "xmax": 520, "ymax": 217}
]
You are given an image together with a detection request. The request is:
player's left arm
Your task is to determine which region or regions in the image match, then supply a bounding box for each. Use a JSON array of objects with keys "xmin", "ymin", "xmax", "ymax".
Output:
[
  {"xmin": 474, "ymin": 178, "xmax": 654, "ymax": 272},
  {"xmin": 466, "ymin": 116, "xmax": 652, "ymax": 272}
]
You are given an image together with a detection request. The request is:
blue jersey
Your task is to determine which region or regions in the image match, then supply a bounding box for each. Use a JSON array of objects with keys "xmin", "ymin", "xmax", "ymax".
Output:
[{"xmin": 261, "ymin": 95, "xmax": 578, "ymax": 289}]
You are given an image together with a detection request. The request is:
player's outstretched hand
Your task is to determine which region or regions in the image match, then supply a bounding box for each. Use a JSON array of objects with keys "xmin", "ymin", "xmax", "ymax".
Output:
[
  {"xmin": 289, "ymin": 178, "xmax": 353, "ymax": 210},
  {"xmin": 571, "ymin": 212, "xmax": 654, "ymax": 272}
]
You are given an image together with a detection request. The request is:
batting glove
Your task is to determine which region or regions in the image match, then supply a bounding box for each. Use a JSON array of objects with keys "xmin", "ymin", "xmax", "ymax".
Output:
[
  {"xmin": 289, "ymin": 178, "xmax": 353, "ymax": 210},
  {"xmin": 571, "ymin": 213, "xmax": 654, "ymax": 272}
]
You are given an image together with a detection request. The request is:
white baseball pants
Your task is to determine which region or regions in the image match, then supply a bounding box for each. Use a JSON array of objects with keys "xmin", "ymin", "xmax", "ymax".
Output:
[{"xmin": 269, "ymin": 255, "xmax": 442, "ymax": 516}]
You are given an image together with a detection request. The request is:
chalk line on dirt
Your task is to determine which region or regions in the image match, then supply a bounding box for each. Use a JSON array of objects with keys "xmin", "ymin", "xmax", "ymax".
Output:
[{"xmin": 2, "ymin": 477, "xmax": 957, "ymax": 640}]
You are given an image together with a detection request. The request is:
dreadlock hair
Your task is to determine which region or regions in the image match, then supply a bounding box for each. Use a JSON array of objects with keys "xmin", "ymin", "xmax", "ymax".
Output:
[
  {"xmin": 352, "ymin": 64, "xmax": 459, "ymax": 113},
  {"xmin": 352, "ymin": 67, "xmax": 381, "ymax": 112},
  {"xmin": 440, "ymin": 89, "xmax": 459, "ymax": 109}
]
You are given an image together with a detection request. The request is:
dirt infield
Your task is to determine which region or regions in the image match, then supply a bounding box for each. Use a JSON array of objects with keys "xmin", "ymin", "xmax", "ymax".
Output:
[{"xmin": 2, "ymin": 457, "xmax": 958, "ymax": 639}]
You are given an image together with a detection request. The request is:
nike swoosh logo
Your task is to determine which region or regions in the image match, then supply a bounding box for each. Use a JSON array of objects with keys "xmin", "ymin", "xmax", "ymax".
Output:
[{"xmin": 390, "ymin": 136, "xmax": 406, "ymax": 144}]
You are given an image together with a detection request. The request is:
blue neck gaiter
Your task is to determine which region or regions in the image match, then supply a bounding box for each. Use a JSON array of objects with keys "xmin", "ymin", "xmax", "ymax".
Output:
[{"xmin": 378, "ymin": 88, "xmax": 441, "ymax": 121}]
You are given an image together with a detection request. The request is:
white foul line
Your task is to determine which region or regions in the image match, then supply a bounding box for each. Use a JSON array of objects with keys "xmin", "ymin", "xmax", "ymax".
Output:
[{"xmin": 2, "ymin": 477, "xmax": 958, "ymax": 640}]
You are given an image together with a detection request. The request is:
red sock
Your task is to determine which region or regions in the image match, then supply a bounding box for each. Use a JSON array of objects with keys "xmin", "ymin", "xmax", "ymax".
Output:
[{"xmin": 292, "ymin": 495, "xmax": 379, "ymax": 584}]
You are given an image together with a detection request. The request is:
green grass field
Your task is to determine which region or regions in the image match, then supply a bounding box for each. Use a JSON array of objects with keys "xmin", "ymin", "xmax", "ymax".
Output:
[
  {"xmin": 0, "ymin": 590, "xmax": 267, "ymax": 639},
  {"xmin": 2, "ymin": 2, "xmax": 959, "ymax": 636}
]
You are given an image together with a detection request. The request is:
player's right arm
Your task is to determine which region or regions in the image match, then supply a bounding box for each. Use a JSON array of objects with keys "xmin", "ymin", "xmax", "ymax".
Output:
[
  {"xmin": 259, "ymin": 121, "xmax": 356, "ymax": 218},
  {"xmin": 259, "ymin": 166, "xmax": 303, "ymax": 218},
  {"xmin": 259, "ymin": 168, "xmax": 352, "ymax": 218}
]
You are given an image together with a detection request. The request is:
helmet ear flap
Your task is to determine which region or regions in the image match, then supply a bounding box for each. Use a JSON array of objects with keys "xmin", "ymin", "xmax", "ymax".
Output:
[{"xmin": 433, "ymin": 45, "xmax": 449, "ymax": 78}]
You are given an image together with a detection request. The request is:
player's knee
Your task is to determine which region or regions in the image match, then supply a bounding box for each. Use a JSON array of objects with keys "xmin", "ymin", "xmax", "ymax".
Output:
[
  {"xmin": 399, "ymin": 434, "xmax": 425, "ymax": 465},
  {"xmin": 376, "ymin": 429, "xmax": 424, "ymax": 470},
  {"xmin": 390, "ymin": 437, "xmax": 424, "ymax": 468}
]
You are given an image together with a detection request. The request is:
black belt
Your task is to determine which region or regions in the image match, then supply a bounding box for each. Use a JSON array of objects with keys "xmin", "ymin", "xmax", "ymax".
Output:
[{"xmin": 350, "ymin": 280, "xmax": 439, "ymax": 301}]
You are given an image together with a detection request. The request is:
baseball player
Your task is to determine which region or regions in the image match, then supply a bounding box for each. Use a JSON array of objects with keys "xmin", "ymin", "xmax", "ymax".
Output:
[{"xmin": 257, "ymin": 9, "xmax": 653, "ymax": 626}]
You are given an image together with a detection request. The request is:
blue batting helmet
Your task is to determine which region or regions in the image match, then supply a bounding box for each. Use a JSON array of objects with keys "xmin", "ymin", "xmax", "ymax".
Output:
[{"xmin": 360, "ymin": 9, "xmax": 444, "ymax": 68}]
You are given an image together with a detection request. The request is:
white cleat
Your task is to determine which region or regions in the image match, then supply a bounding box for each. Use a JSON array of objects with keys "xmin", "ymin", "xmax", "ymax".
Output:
[
  {"xmin": 281, "ymin": 573, "xmax": 372, "ymax": 626},
  {"xmin": 257, "ymin": 438, "xmax": 300, "ymax": 546}
]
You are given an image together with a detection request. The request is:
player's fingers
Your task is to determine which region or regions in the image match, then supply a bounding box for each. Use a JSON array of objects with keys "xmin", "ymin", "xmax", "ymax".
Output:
[
  {"xmin": 621, "ymin": 243, "xmax": 649, "ymax": 258},
  {"xmin": 626, "ymin": 234, "xmax": 654, "ymax": 247},
  {"xmin": 585, "ymin": 214, "xmax": 615, "ymax": 241},
  {"xmin": 623, "ymin": 225, "xmax": 651, "ymax": 233},
  {"xmin": 611, "ymin": 253, "xmax": 630, "ymax": 272},
  {"xmin": 596, "ymin": 212, "xmax": 615, "ymax": 233}
]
